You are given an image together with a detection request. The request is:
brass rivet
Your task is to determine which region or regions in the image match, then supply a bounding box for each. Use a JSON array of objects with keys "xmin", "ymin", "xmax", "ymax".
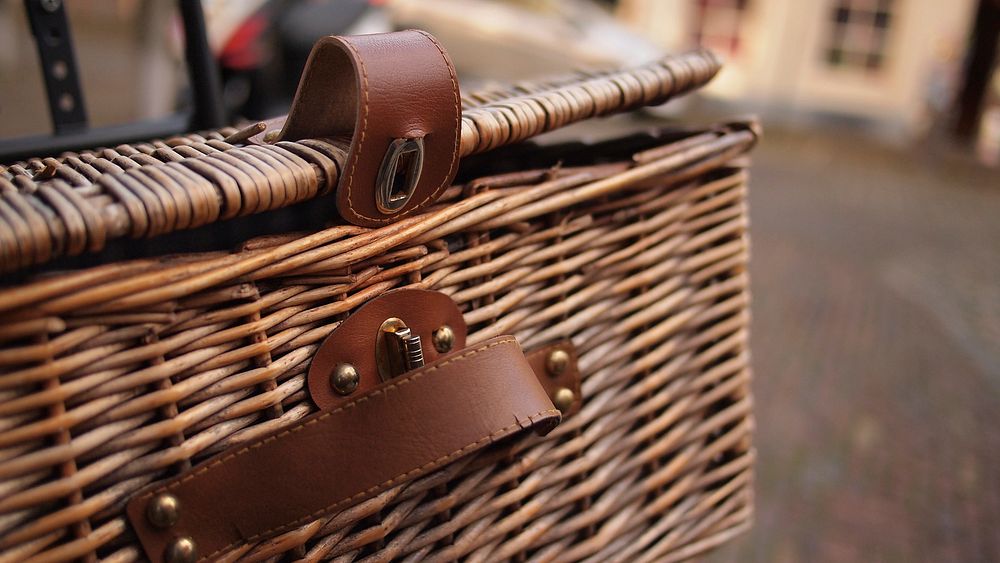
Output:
[
  {"xmin": 432, "ymin": 325, "xmax": 455, "ymax": 353},
  {"xmin": 553, "ymin": 387, "xmax": 575, "ymax": 413},
  {"xmin": 546, "ymin": 349, "xmax": 570, "ymax": 376},
  {"xmin": 330, "ymin": 363, "xmax": 360, "ymax": 395},
  {"xmin": 146, "ymin": 493, "xmax": 180, "ymax": 529},
  {"xmin": 165, "ymin": 537, "xmax": 197, "ymax": 563}
]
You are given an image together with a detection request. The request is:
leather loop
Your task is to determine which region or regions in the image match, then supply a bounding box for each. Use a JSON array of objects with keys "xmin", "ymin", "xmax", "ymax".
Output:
[
  {"xmin": 126, "ymin": 337, "xmax": 559, "ymax": 563},
  {"xmin": 274, "ymin": 30, "xmax": 462, "ymax": 226}
]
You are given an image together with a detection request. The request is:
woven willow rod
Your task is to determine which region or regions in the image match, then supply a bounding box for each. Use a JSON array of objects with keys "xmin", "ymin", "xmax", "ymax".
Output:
[{"xmin": 0, "ymin": 50, "xmax": 720, "ymax": 274}]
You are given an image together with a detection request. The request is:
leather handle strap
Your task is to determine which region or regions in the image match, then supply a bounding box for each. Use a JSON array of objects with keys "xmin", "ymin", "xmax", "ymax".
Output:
[
  {"xmin": 274, "ymin": 30, "xmax": 462, "ymax": 227},
  {"xmin": 126, "ymin": 337, "xmax": 560, "ymax": 563}
]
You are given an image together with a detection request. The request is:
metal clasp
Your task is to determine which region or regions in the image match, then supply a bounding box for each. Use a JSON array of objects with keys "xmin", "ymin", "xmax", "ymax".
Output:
[
  {"xmin": 375, "ymin": 137, "xmax": 424, "ymax": 214},
  {"xmin": 375, "ymin": 317, "xmax": 425, "ymax": 380}
]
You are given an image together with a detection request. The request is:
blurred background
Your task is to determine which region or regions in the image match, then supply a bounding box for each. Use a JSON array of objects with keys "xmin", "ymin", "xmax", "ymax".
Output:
[{"xmin": 1, "ymin": 0, "xmax": 998, "ymax": 561}]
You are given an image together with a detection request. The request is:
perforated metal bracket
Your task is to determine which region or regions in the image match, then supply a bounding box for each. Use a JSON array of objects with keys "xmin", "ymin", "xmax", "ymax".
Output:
[{"xmin": 24, "ymin": 0, "xmax": 88, "ymax": 133}]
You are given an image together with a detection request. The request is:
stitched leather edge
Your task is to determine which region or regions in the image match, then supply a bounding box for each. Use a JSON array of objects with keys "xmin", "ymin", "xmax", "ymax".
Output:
[
  {"xmin": 344, "ymin": 30, "xmax": 461, "ymax": 224},
  {"xmin": 131, "ymin": 337, "xmax": 557, "ymax": 560},
  {"xmin": 205, "ymin": 406, "xmax": 559, "ymax": 559},
  {"xmin": 340, "ymin": 36, "xmax": 371, "ymax": 224}
]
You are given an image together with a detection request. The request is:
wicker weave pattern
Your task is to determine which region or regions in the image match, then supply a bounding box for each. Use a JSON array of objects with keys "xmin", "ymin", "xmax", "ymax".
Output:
[
  {"xmin": 0, "ymin": 116, "xmax": 755, "ymax": 561},
  {"xmin": 0, "ymin": 50, "xmax": 720, "ymax": 273},
  {"xmin": 457, "ymin": 50, "xmax": 721, "ymax": 156},
  {"xmin": 0, "ymin": 133, "xmax": 342, "ymax": 273}
]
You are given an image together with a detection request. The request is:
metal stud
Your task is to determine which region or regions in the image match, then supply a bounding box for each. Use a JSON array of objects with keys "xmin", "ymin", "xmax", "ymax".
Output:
[
  {"xmin": 432, "ymin": 325, "xmax": 455, "ymax": 354},
  {"xmin": 146, "ymin": 493, "xmax": 180, "ymax": 529},
  {"xmin": 553, "ymin": 387, "xmax": 575, "ymax": 413},
  {"xmin": 546, "ymin": 349, "xmax": 570, "ymax": 376},
  {"xmin": 164, "ymin": 537, "xmax": 198, "ymax": 563},
  {"xmin": 330, "ymin": 363, "xmax": 360, "ymax": 396}
]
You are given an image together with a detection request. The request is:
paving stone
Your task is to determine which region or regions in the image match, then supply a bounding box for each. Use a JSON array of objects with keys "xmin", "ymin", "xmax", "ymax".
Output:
[{"xmin": 708, "ymin": 127, "xmax": 1000, "ymax": 562}]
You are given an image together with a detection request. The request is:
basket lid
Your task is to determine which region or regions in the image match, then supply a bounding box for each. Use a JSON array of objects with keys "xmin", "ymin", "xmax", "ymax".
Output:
[{"xmin": 0, "ymin": 30, "xmax": 722, "ymax": 274}]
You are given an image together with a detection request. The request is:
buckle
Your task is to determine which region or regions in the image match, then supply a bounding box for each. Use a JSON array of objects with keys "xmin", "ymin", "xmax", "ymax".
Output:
[{"xmin": 375, "ymin": 137, "xmax": 424, "ymax": 214}]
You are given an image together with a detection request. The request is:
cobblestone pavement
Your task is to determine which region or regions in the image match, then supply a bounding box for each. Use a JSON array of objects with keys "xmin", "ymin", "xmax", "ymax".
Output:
[{"xmin": 704, "ymin": 126, "xmax": 1000, "ymax": 562}]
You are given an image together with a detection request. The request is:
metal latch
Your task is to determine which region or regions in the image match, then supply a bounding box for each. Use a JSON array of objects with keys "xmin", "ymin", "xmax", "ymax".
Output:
[
  {"xmin": 375, "ymin": 138, "xmax": 424, "ymax": 214},
  {"xmin": 375, "ymin": 317, "xmax": 425, "ymax": 380}
]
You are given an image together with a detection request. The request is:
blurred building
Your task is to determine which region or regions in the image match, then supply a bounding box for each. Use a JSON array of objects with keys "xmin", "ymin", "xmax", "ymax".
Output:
[
  {"xmin": 619, "ymin": 0, "xmax": 978, "ymax": 139},
  {"xmin": 3, "ymin": 0, "xmax": 997, "ymax": 163}
]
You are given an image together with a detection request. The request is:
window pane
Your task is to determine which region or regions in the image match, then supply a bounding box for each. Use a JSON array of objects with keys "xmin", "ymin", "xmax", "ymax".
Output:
[{"xmin": 823, "ymin": 0, "xmax": 895, "ymax": 72}]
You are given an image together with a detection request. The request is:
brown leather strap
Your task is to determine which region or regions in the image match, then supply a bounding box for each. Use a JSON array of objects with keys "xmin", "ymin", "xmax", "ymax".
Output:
[
  {"xmin": 275, "ymin": 30, "xmax": 462, "ymax": 226},
  {"xmin": 126, "ymin": 337, "xmax": 559, "ymax": 563},
  {"xmin": 525, "ymin": 341, "xmax": 582, "ymax": 418}
]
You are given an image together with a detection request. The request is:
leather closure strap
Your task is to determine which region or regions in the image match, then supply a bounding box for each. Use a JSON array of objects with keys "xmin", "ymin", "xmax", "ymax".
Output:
[
  {"xmin": 126, "ymin": 337, "xmax": 559, "ymax": 563},
  {"xmin": 525, "ymin": 341, "xmax": 582, "ymax": 418},
  {"xmin": 274, "ymin": 30, "xmax": 462, "ymax": 226},
  {"xmin": 305, "ymin": 289, "xmax": 582, "ymax": 418},
  {"xmin": 307, "ymin": 288, "xmax": 467, "ymax": 411}
]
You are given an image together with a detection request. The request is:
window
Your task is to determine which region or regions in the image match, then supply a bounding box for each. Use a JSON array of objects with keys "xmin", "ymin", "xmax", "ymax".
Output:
[
  {"xmin": 692, "ymin": 0, "xmax": 750, "ymax": 57},
  {"xmin": 825, "ymin": 0, "xmax": 895, "ymax": 71}
]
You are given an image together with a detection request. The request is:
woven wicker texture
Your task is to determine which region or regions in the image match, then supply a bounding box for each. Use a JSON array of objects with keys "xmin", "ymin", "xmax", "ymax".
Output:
[
  {"xmin": 0, "ymin": 123, "xmax": 755, "ymax": 562},
  {"xmin": 0, "ymin": 47, "xmax": 755, "ymax": 562},
  {"xmin": 0, "ymin": 50, "xmax": 720, "ymax": 273}
]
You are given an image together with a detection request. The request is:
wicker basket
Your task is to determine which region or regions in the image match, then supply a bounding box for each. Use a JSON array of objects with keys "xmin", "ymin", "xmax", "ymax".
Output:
[{"xmin": 0, "ymin": 31, "xmax": 755, "ymax": 562}]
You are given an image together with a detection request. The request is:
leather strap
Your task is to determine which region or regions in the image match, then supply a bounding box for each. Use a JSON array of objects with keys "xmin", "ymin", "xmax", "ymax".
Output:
[
  {"xmin": 526, "ymin": 341, "xmax": 582, "ymax": 418},
  {"xmin": 306, "ymin": 289, "xmax": 583, "ymax": 417},
  {"xmin": 127, "ymin": 337, "xmax": 559, "ymax": 563},
  {"xmin": 274, "ymin": 30, "xmax": 462, "ymax": 226}
]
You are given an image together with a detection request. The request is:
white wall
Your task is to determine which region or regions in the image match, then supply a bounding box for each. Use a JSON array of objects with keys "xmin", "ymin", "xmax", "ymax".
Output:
[{"xmin": 618, "ymin": 0, "xmax": 977, "ymax": 137}]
